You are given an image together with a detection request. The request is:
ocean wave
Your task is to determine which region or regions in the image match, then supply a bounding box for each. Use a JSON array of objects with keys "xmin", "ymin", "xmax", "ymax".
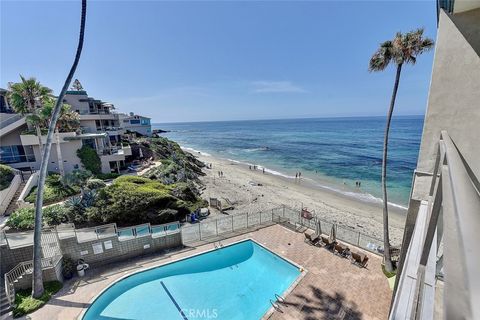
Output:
[
  {"xmin": 317, "ymin": 184, "xmax": 408, "ymax": 210},
  {"xmin": 180, "ymin": 145, "xmax": 407, "ymax": 210},
  {"xmin": 243, "ymin": 147, "xmax": 271, "ymax": 153},
  {"xmin": 226, "ymin": 158, "xmax": 408, "ymax": 210}
]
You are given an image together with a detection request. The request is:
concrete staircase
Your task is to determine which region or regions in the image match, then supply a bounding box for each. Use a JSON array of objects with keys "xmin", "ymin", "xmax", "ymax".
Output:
[
  {"xmin": 0, "ymin": 277, "xmax": 12, "ymax": 319},
  {"xmin": 4, "ymin": 182, "xmax": 26, "ymax": 216}
]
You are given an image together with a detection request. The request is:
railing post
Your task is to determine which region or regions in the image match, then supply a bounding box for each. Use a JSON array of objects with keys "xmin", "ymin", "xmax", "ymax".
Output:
[
  {"xmin": 247, "ymin": 213, "xmax": 249, "ymax": 228},
  {"xmin": 231, "ymin": 216, "xmax": 234, "ymax": 232},
  {"xmin": 215, "ymin": 219, "xmax": 218, "ymax": 236},
  {"xmin": 199, "ymin": 223, "xmax": 202, "ymax": 241},
  {"xmin": 260, "ymin": 211, "xmax": 262, "ymax": 224},
  {"xmin": 357, "ymin": 232, "xmax": 360, "ymax": 246}
]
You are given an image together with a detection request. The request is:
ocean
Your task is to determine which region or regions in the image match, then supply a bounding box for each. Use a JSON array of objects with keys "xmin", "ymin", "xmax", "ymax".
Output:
[{"xmin": 154, "ymin": 116, "xmax": 424, "ymax": 209}]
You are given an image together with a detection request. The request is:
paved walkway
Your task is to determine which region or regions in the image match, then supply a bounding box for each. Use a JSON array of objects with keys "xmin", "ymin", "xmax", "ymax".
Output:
[{"xmin": 25, "ymin": 224, "xmax": 391, "ymax": 320}]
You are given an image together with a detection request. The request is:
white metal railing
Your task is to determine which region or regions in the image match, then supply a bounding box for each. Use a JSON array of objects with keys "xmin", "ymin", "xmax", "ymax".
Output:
[
  {"xmin": 4, "ymin": 255, "xmax": 62, "ymax": 306},
  {"xmin": 180, "ymin": 206, "xmax": 385, "ymax": 255},
  {"xmin": 391, "ymin": 131, "xmax": 480, "ymax": 319}
]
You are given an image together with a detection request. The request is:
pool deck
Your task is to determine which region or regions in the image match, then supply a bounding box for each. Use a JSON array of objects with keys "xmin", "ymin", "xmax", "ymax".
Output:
[{"xmin": 25, "ymin": 224, "xmax": 391, "ymax": 320}]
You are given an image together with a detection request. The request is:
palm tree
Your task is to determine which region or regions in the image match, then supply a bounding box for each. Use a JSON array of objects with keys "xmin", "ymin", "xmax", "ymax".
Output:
[
  {"xmin": 7, "ymin": 76, "xmax": 52, "ymax": 154},
  {"xmin": 369, "ymin": 29, "xmax": 434, "ymax": 272},
  {"xmin": 42, "ymin": 99, "xmax": 81, "ymax": 177},
  {"xmin": 31, "ymin": 0, "xmax": 87, "ymax": 298}
]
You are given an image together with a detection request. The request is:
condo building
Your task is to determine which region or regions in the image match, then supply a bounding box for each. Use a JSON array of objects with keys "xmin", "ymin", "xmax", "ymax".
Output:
[
  {"xmin": 0, "ymin": 85, "xmax": 152, "ymax": 174},
  {"xmin": 390, "ymin": 1, "xmax": 480, "ymax": 319}
]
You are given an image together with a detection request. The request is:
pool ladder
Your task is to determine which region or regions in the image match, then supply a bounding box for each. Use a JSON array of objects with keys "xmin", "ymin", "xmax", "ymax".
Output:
[
  {"xmin": 270, "ymin": 294, "xmax": 286, "ymax": 312},
  {"xmin": 213, "ymin": 241, "xmax": 224, "ymax": 249}
]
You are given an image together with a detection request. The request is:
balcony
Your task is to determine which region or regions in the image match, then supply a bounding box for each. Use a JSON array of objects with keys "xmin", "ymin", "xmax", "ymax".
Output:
[
  {"xmin": 390, "ymin": 131, "xmax": 480, "ymax": 319},
  {"xmin": 20, "ymin": 132, "xmax": 77, "ymax": 146},
  {"xmin": 97, "ymin": 144, "xmax": 132, "ymax": 158}
]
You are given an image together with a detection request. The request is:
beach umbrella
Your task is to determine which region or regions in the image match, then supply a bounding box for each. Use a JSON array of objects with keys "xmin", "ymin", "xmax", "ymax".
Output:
[{"xmin": 330, "ymin": 224, "xmax": 336, "ymax": 242}]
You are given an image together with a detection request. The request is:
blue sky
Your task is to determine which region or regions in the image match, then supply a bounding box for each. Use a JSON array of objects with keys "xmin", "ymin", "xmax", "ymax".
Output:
[{"xmin": 1, "ymin": 1, "xmax": 437, "ymax": 123}]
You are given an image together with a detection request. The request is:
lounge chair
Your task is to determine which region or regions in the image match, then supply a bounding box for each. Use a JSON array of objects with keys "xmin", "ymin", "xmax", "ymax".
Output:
[
  {"xmin": 351, "ymin": 251, "xmax": 369, "ymax": 268},
  {"xmin": 334, "ymin": 242, "xmax": 349, "ymax": 257},
  {"xmin": 320, "ymin": 235, "xmax": 335, "ymax": 249},
  {"xmin": 304, "ymin": 229, "xmax": 320, "ymax": 245}
]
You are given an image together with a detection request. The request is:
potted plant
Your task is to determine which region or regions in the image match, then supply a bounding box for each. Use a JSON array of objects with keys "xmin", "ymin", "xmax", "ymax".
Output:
[{"xmin": 62, "ymin": 256, "xmax": 75, "ymax": 280}]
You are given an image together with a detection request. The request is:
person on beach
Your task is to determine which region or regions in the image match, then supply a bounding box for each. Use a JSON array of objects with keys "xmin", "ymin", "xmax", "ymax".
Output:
[
  {"xmin": 249, "ymin": 165, "xmax": 251, "ymax": 170},
  {"xmin": 262, "ymin": 168, "xmax": 265, "ymax": 174},
  {"xmin": 299, "ymin": 172, "xmax": 301, "ymax": 178},
  {"xmin": 295, "ymin": 173, "xmax": 298, "ymax": 179}
]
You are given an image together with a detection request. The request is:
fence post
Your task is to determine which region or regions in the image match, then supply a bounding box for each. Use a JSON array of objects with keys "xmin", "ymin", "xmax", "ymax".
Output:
[
  {"xmin": 357, "ymin": 232, "xmax": 360, "ymax": 246},
  {"xmin": 272, "ymin": 209, "xmax": 274, "ymax": 222},
  {"xmin": 260, "ymin": 211, "xmax": 262, "ymax": 224},
  {"xmin": 215, "ymin": 219, "xmax": 218, "ymax": 236},
  {"xmin": 199, "ymin": 223, "xmax": 202, "ymax": 241},
  {"xmin": 231, "ymin": 216, "xmax": 234, "ymax": 232},
  {"xmin": 282, "ymin": 205, "xmax": 285, "ymax": 218},
  {"xmin": 247, "ymin": 213, "xmax": 249, "ymax": 228}
]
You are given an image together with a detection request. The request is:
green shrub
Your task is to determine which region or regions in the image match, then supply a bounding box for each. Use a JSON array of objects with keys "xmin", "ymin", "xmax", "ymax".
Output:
[
  {"xmin": 63, "ymin": 169, "xmax": 92, "ymax": 189},
  {"xmin": 95, "ymin": 172, "xmax": 121, "ymax": 180},
  {"xmin": 6, "ymin": 205, "xmax": 69, "ymax": 230},
  {"xmin": 62, "ymin": 256, "xmax": 75, "ymax": 279},
  {"xmin": 13, "ymin": 281, "xmax": 63, "ymax": 317},
  {"xmin": 43, "ymin": 204, "xmax": 68, "ymax": 226},
  {"xmin": 25, "ymin": 173, "xmax": 79, "ymax": 205},
  {"xmin": 6, "ymin": 207, "xmax": 35, "ymax": 230},
  {"xmin": 86, "ymin": 178, "xmax": 106, "ymax": 190},
  {"xmin": 77, "ymin": 145, "xmax": 101, "ymax": 174},
  {"xmin": 0, "ymin": 164, "xmax": 15, "ymax": 191},
  {"xmin": 45, "ymin": 173, "xmax": 63, "ymax": 188}
]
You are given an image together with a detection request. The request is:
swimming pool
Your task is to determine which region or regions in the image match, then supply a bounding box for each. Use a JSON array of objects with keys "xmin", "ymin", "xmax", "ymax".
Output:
[{"xmin": 82, "ymin": 240, "xmax": 302, "ymax": 320}]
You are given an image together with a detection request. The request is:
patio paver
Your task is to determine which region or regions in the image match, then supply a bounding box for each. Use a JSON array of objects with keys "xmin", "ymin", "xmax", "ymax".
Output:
[{"xmin": 24, "ymin": 224, "xmax": 391, "ymax": 320}]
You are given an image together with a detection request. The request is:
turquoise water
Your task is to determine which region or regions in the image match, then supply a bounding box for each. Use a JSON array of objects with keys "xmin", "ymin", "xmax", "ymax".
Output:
[
  {"xmin": 83, "ymin": 240, "xmax": 301, "ymax": 320},
  {"xmin": 155, "ymin": 116, "xmax": 423, "ymax": 208}
]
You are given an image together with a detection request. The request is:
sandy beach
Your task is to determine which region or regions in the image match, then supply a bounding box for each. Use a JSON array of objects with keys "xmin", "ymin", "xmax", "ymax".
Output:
[{"xmin": 194, "ymin": 152, "xmax": 406, "ymax": 246}]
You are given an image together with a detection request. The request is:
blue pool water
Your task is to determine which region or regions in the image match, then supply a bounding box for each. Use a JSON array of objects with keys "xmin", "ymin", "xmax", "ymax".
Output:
[{"xmin": 83, "ymin": 240, "xmax": 301, "ymax": 320}]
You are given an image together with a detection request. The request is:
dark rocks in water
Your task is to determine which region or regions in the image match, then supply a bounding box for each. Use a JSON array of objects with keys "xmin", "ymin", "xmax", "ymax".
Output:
[{"xmin": 153, "ymin": 129, "xmax": 170, "ymax": 133}]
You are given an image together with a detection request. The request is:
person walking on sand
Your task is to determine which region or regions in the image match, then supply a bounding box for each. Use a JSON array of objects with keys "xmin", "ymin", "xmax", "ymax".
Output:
[
  {"xmin": 295, "ymin": 173, "xmax": 298, "ymax": 179},
  {"xmin": 299, "ymin": 172, "xmax": 302, "ymax": 178},
  {"xmin": 249, "ymin": 165, "xmax": 251, "ymax": 170},
  {"xmin": 262, "ymin": 168, "xmax": 265, "ymax": 174}
]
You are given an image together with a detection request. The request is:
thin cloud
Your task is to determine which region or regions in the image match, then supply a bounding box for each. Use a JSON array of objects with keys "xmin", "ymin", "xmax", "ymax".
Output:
[{"xmin": 251, "ymin": 81, "xmax": 306, "ymax": 93}]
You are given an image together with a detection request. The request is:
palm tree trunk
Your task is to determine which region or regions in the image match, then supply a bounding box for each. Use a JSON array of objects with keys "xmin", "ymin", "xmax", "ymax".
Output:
[
  {"xmin": 35, "ymin": 124, "xmax": 44, "ymax": 156},
  {"xmin": 382, "ymin": 63, "xmax": 402, "ymax": 273},
  {"xmin": 55, "ymin": 128, "xmax": 65, "ymax": 177},
  {"xmin": 32, "ymin": 0, "xmax": 87, "ymax": 298}
]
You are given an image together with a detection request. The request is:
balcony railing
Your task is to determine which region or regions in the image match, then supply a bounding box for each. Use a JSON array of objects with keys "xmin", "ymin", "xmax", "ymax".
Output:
[{"xmin": 390, "ymin": 131, "xmax": 480, "ymax": 319}]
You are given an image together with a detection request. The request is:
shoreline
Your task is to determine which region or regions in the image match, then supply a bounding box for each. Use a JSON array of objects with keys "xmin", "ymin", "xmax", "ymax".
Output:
[{"xmin": 190, "ymin": 150, "xmax": 406, "ymax": 246}]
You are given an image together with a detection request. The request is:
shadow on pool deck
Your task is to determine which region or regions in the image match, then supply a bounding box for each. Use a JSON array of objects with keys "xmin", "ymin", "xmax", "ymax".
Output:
[{"xmin": 282, "ymin": 285, "xmax": 362, "ymax": 320}]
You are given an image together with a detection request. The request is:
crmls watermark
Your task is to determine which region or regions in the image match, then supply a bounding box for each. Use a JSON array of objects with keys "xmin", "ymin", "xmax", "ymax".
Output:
[{"xmin": 181, "ymin": 308, "xmax": 218, "ymax": 319}]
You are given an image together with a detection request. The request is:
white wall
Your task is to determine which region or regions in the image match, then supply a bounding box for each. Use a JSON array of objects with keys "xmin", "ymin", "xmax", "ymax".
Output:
[{"xmin": 0, "ymin": 174, "xmax": 21, "ymax": 215}]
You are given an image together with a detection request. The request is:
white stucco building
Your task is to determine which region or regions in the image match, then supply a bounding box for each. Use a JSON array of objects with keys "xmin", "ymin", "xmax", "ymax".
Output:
[{"xmin": 0, "ymin": 84, "xmax": 151, "ymax": 174}]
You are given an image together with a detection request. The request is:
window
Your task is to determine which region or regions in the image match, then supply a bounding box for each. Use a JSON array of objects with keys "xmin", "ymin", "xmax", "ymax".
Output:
[
  {"xmin": 141, "ymin": 119, "xmax": 150, "ymax": 125},
  {"xmin": 0, "ymin": 145, "xmax": 35, "ymax": 164},
  {"xmin": 83, "ymin": 139, "xmax": 96, "ymax": 149},
  {"xmin": 130, "ymin": 119, "xmax": 140, "ymax": 124}
]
